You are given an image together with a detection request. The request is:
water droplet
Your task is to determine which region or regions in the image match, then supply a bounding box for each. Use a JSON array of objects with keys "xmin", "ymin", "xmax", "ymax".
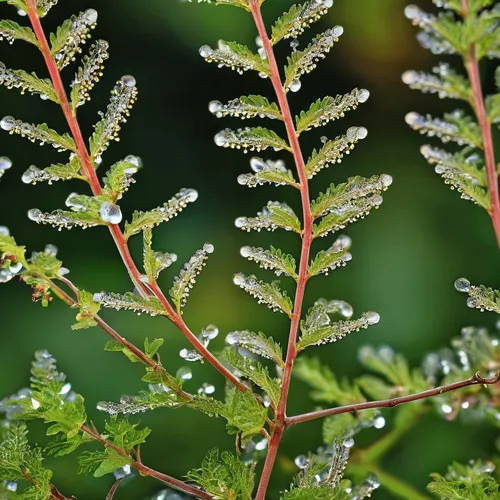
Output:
[
  {"xmin": 5, "ymin": 481, "xmax": 17, "ymax": 492},
  {"xmin": 373, "ymin": 416, "xmax": 385, "ymax": 429},
  {"xmin": 179, "ymin": 348, "xmax": 203, "ymax": 362},
  {"xmin": 21, "ymin": 165, "xmax": 40, "ymax": 184},
  {"xmin": 343, "ymin": 437, "xmax": 355, "ymax": 448},
  {"xmin": 250, "ymin": 157, "xmax": 266, "ymax": 172},
  {"xmin": 179, "ymin": 188, "xmax": 198, "ymax": 202},
  {"xmin": 214, "ymin": 132, "xmax": 227, "ymax": 147},
  {"xmin": 0, "ymin": 269, "xmax": 13, "ymax": 283},
  {"xmin": 358, "ymin": 89, "xmax": 370, "ymax": 103},
  {"xmin": 209, "ymin": 100, "xmax": 223, "ymax": 115},
  {"xmin": 235, "ymin": 217, "xmax": 246, "ymax": 228},
  {"xmin": 255, "ymin": 438, "xmax": 268, "ymax": 451},
  {"xmin": 405, "ymin": 111, "xmax": 421, "ymax": 126},
  {"xmin": 83, "ymin": 8, "xmax": 98, "ymax": 24},
  {"xmin": 233, "ymin": 273, "xmax": 245, "ymax": 286},
  {"xmin": 203, "ymin": 242, "xmax": 214, "ymax": 254},
  {"xmin": 27, "ymin": 208, "xmax": 41, "ymax": 222},
  {"xmin": 294, "ymin": 455, "xmax": 308, "ymax": 469},
  {"xmin": 1, "ymin": 116, "xmax": 15, "ymax": 131},
  {"xmin": 381, "ymin": 174, "xmax": 393, "ymax": 187},
  {"xmin": 289, "ymin": 79, "xmax": 302, "ymax": 92},
  {"xmin": 0, "ymin": 156, "xmax": 12, "ymax": 171},
  {"xmin": 198, "ymin": 383, "xmax": 215, "ymax": 395},
  {"xmin": 366, "ymin": 311, "xmax": 380, "ymax": 325},
  {"xmin": 203, "ymin": 324, "xmax": 219, "ymax": 340},
  {"xmin": 199, "ymin": 45, "xmax": 213, "ymax": 58},
  {"xmin": 176, "ymin": 366, "xmax": 192, "ymax": 380},
  {"xmin": 454, "ymin": 278, "xmax": 471, "ymax": 293},
  {"xmin": 31, "ymin": 398, "xmax": 40, "ymax": 410},
  {"xmin": 99, "ymin": 202, "xmax": 122, "ymax": 224},
  {"xmin": 333, "ymin": 25, "xmax": 344, "ymax": 37},
  {"xmin": 44, "ymin": 244, "xmax": 58, "ymax": 257},
  {"xmin": 124, "ymin": 154, "xmax": 143, "ymax": 168},
  {"xmin": 441, "ymin": 403, "xmax": 453, "ymax": 414},
  {"xmin": 466, "ymin": 297, "xmax": 479, "ymax": 308},
  {"xmin": 120, "ymin": 75, "xmax": 136, "ymax": 87},
  {"xmin": 113, "ymin": 464, "xmax": 131, "ymax": 479},
  {"xmin": 0, "ymin": 225, "xmax": 10, "ymax": 236},
  {"xmin": 461, "ymin": 401, "xmax": 470, "ymax": 409},
  {"xmin": 290, "ymin": 39, "xmax": 300, "ymax": 51},
  {"xmin": 9, "ymin": 262, "xmax": 22, "ymax": 273},
  {"xmin": 402, "ymin": 70, "xmax": 418, "ymax": 85}
]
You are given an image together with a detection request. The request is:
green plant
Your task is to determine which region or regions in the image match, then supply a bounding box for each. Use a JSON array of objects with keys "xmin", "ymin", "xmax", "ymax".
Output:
[{"xmin": 0, "ymin": 0, "xmax": 499, "ymax": 499}]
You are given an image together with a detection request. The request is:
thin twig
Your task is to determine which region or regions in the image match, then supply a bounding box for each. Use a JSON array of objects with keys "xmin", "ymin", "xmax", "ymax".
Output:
[
  {"xmin": 24, "ymin": 1, "xmax": 246, "ymax": 391},
  {"xmin": 80, "ymin": 425, "xmax": 213, "ymax": 500},
  {"xmin": 248, "ymin": 1, "xmax": 313, "ymax": 498},
  {"xmin": 286, "ymin": 372, "xmax": 500, "ymax": 427},
  {"xmin": 461, "ymin": 0, "xmax": 500, "ymax": 248}
]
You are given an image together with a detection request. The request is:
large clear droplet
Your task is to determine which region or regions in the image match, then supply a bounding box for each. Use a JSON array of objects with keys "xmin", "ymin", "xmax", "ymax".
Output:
[
  {"xmin": 0, "ymin": 156, "xmax": 12, "ymax": 171},
  {"xmin": 99, "ymin": 202, "xmax": 122, "ymax": 224},
  {"xmin": 0, "ymin": 116, "xmax": 15, "ymax": 131},
  {"xmin": 289, "ymin": 80, "xmax": 302, "ymax": 93},
  {"xmin": 0, "ymin": 226, "xmax": 10, "ymax": 236},
  {"xmin": 454, "ymin": 277, "xmax": 471, "ymax": 293},
  {"xmin": 199, "ymin": 45, "xmax": 213, "ymax": 58},
  {"xmin": 120, "ymin": 75, "xmax": 136, "ymax": 87},
  {"xmin": 366, "ymin": 311, "xmax": 380, "ymax": 325},
  {"xmin": 83, "ymin": 8, "xmax": 98, "ymax": 24}
]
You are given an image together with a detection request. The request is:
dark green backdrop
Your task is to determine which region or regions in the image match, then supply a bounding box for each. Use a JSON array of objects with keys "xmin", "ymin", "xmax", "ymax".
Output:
[{"xmin": 0, "ymin": 0, "xmax": 499, "ymax": 498}]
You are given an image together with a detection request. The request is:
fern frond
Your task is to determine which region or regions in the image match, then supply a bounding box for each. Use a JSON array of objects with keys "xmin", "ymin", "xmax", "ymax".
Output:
[
  {"xmin": 21, "ymin": 156, "xmax": 83, "ymax": 184},
  {"xmin": 209, "ymin": 95, "xmax": 282, "ymax": 120},
  {"xmin": 27, "ymin": 207, "xmax": 103, "ymax": 230},
  {"xmin": 93, "ymin": 291, "xmax": 168, "ymax": 317},
  {"xmin": 296, "ymin": 89, "xmax": 370, "ymax": 135},
  {"xmin": 271, "ymin": 0, "xmax": 333, "ymax": 45},
  {"xmin": 169, "ymin": 243, "xmax": 215, "ymax": 309},
  {"xmin": 200, "ymin": 40, "xmax": 270, "ymax": 76},
  {"xmin": 124, "ymin": 188, "xmax": 198, "ymax": 239},
  {"xmin": 308, "ymin": 237, "xmax": 353, "ymax": 277},
  {"xmin": 225, "ymin": 330, "xmax": 284, "ymax": 367},
  {"xmin": 214, "ymin": 126, "xmax": 290, "ymax": 153},
  {"xmin": 50, "ymin": 10, "xmax": 98, "ymax": 70},
  {"xmin": 284, "ymin": 27, "xmax": 343, "ymax": 91},
  {"xmin": 405, "ymin": 110, "xmax": 482, "ymax": 148},
  {"xmin": 454, "ymin": 278, "xmax": 500, "ymax": 313},
  {"xmin": 240, "ymin": 245, "xmax": 297, "ymax": 279},
  {"xmin": 237, "ymin": 157, "xmax": 297, "ymax": 188},
  {"xmin": 235, "ymin": 201, "xmax": 301, "ymax": 233},
  {"xmin": 233, "ymin": 273, "xmax": 293, "ymax": 315},
  {"xmin": 0, "ymin": 117, "xmax": 76, "ymax": 152},
  {"xmin": 0, "ymin": 64, "xmax": 57, "ymax": 102},
  {"xmin": 0, "ymin": 19, "xmax": 38, "ymax": 46},
  {"xmin": 305, "ymin": 127, "xmax": 368, "ymax": 179}
]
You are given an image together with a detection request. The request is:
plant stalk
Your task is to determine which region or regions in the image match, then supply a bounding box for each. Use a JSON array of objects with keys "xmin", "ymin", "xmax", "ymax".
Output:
[
  {"xmin": 286, "ymin": 371, "xmax": 500, "ymax": 426},
  {"xmin": 249, "ymin": 1, "xmax": 313, "ymax": 497},
  {"xmin": 461, "ymin": 0, "xmax": 500, "ymax": 248},
  {"xmin": 25, "ymin": 0, "xmax": 245, "ymax": 391}
]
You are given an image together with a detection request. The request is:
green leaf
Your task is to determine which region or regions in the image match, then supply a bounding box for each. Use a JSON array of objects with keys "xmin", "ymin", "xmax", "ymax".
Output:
[
  {"xmin": 224, "ymin": 348, "xmax": 281, "ymax": 406},
  {"xmin": 104, "ymin": 416, "xmax": 151, "ymax": 452},
  {"xmin": 210, "ymin": 95, "xmax": 282, "ymax": 120},
  {"xmin": 284, "ymin": 27, "xmax": 343, "ymax": 90},
  {"xmin": 402, "ymin": 64, "xmax": 472, "ymax": 103},
  {"xmin": 102, "ymin": 159, "xmax": 139, "ymax": 202},
  {"xmin": 93, "ymin": 450, "xmax": 131, "ymax": 478},
  {"xmin": 70, "ymin": 39, "xmax": 110, "ymax": 111},
  {"xmin": 50, "ymin": 11, "xmax": 98, "ymax": 70},
  {"xmin": 142, "ymin": 228, "xmax": 176, "ymax": 283},
  {"xmin": 240, "ymin": 245, "xmax": 297, "ymax": 279},
  {"xmin": 144, "ymin": 337, "xmax": 164, "ymax": 359},
  {"xmin": 298, "ymin": 303, "xmax": 380, "ymax": 352},
  {"xmin": 225, "ymin": 330, "xmax": 284, "ymax": 367},
  {"xmin": 27, "ymin": 207, "xmax": 104, "ymax": 230},
  {"xmin": 0, "ymin": 233, "xmax": 27, "ymax": 267},
  {"xmin": 236, "ymin": 201, "xmax": 301, "ymax": 233},
  {"xmin": 97, "ymin": 389, "xmax": 185, "ymax": 415},
  {"xmin": 188, "ymin": 395, "xmax": 228, "ymax": 418},
  {"xmin": 2, "ymin": 119, "xmax": 76, "ymax": 152},
  {"xmin": 420, "ymin": 145, "xmax": 489, "ymax": 209},
  {"xmin": 305, "ymin": 127, "xmax": 368, "ymax": 179},
  {"xmin": 104, "ymin": 339, "xmax": 141, "ymax": 364},
  {"xmin": 169, "ymin": 243, "xmax": 214, "ymax": 309},
  {"xmin": 311, "ymin": 175, "xmax": 393, "ymax": 219},
  {"xmin": 72, "ymin": 290, "xmax": 100, "ymax": 330},
  {"xmin": 308, "ymin": 242, "xmax": 352, "ymax": 277},
  {"xmin": 89, "ymin": 75, "xmax": 138, "ymax": 159},
  {"xmin": 271, "ymin": 0, "xmax": 333, "ymax": 45},
  {"xmin": 233, "ymin": 274, "xmax": 293, "ymax": 315},
  {"xmin": 124, "ymin": 188, "xmax": 198, "ymax": 239},
  {"xmin": 428, "ymin": 460, "xmax": 500, "ymax": 499},
  {"xmin": 93, "ymin": 291, "xmax": 168, "ymax": 317},
  {"xmin": 454, "ymin": 278, "xmax": 500, "ymax": 313},
  {"xmin": 201, "ymin": 40, "xmax": 270, "ymax": 76},
  {"xmin": 21, "ymin": 155, "xmax": 83, "ymax": 184},
  {"xmin": 215, "ymin": 126, "xmax": 290, "ymax": 153},
  {"xmin": 405, "ymin": 110, "xmax": 482, "ymax": 149},
  {"xmin": 296, "ymin": 90, "xmax": 370, "ymax": 135},
  {"xmin": 0, "ymin": 66, "xmax": 58, "ymax": 102},
  {"xmin": 237, "ymin": 157, "xmax": 298, "ymax": 188},
  {"xmin": 225, "ymin": 388, "xmax": 267, "ymax": 446},
  {"xmin": 186, "ymin": 449, "xmax": 255, "ymax": 500}
]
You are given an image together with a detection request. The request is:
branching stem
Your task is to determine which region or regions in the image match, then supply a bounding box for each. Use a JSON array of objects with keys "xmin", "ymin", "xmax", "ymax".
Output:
[
  {"xmin": 286, "ymin": 371, "xmax": 500, "ymax": 427},
  {"xmin": 24, "ymin": 0, "xmax": 245, "ymax": 392},
  {"xmin": 249, "ymin": 2, "xmax": 313, "ymax": 497},
  {"xmin": 461, "ymin": 0, "xmax": 500, "ymax": 248},
  {"xmin": 80, "ymin": 425, "xmax": 213, "ymax": 499}
]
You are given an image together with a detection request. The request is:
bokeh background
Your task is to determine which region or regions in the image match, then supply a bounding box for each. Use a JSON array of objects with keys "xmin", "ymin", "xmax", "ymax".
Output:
[{"xmin": 0, "ymin": 0, "xmax": 499, "ymax": 498}]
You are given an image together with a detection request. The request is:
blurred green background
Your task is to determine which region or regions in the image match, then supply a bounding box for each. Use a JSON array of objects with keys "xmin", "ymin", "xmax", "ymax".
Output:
[{"xmin": 0, "ymin": 0, "xmax": 499, "ymax": 498}]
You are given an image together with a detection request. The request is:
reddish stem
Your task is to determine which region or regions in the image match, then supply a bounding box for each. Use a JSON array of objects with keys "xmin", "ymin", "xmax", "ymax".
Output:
[
  {"xmin": 24, "ymin": 1, "xmax": 245, "ymax": 391},
  {"xmin": 286, "ymin": 371, "xmax": 500, "ymax": 427},
  {"xmin": 81, "ymin": 425, "xmax": 213, "ymax": 499},
  {"xmin": 249, "ymin": 2, "xmax": 313, "ymax": 497},
  {"xmin": 462, "ymin": 0, "xmax": 500, "ymax": 248}
]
